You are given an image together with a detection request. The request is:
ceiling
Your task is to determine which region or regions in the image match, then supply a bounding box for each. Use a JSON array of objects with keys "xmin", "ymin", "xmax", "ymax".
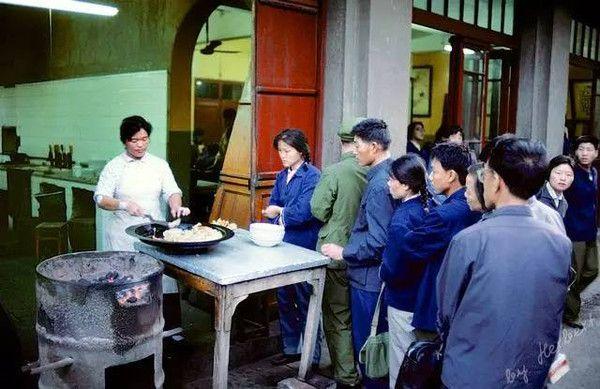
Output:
[{"xmin": 411, "ymin": 24, "xmax": 452, "ymax": 53}]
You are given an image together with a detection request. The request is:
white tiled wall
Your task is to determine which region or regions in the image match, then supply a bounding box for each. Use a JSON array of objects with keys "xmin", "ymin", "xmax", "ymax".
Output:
[{"xmin": 0, "ymin": 70, "xmax": 168, "ymax": 164}]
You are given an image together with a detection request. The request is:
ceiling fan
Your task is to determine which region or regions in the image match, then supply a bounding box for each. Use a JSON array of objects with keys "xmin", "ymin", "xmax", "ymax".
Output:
[{"xmin": 199, "ymin": 20, "xmax": 241, "ymax": 55}]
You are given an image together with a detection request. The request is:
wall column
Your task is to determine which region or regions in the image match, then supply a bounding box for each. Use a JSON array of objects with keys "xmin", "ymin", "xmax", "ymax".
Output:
[
  {"xmin": 516, "ymin": 1, "xmax": 571, "ymax": 157},
  {"xmin": 321, "ymin": 0, "xmax": 412, "ymax": 166}
]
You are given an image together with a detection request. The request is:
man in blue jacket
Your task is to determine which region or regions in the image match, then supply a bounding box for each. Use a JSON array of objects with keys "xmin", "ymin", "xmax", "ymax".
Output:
[
  {"xmin": 563, "ymin": 135, "xmax": 599, "ymax": 328},
  {"xmin": 397, "ymin": 142, "xmax": 480, "ymax": 338},
  {"xmin": 437, "ymin": 137, "xmax": 571, "ymax": 388},
  {"xmin": 321, "ymin": 118, "xmax": 394, "ymax": 388}
]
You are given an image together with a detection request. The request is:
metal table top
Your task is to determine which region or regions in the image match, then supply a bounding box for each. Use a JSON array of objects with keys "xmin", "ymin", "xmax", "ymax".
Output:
[{"xmin": 134, "ymin": 229, "xmax": 329, "ymax": 285}]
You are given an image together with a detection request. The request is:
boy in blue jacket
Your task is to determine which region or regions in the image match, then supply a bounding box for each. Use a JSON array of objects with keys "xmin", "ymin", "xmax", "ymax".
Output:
[
  {"xmin": 397, "ymin": 142, "xmax": 480, "ymax": 338},
  {"xmin": 563, "ymin": 135, "xmax": 599, "ymax": 328}
]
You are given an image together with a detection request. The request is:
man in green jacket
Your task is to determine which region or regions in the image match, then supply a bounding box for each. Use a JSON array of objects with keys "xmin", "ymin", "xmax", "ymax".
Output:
[{"xmin": 310, "ymin": 118, "xmax": 367, "ymax": 388}]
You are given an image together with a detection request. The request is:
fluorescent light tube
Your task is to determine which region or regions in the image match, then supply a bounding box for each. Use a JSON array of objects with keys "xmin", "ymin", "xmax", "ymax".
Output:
[{"xmin": 0, "ymin": 0, "xmax": 118, "ymax": 16}]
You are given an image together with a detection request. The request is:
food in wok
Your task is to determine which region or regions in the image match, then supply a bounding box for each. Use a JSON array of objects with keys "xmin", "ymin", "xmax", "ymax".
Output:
[{"xmin": 159, "ymin": 223, "xmax": 223, "ymax": 242}]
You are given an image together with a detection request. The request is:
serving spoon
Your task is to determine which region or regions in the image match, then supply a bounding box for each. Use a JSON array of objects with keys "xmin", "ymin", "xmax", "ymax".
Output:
[{"xmin": 144, "ymin": 214, "xmax": 181, "ymax": 229}]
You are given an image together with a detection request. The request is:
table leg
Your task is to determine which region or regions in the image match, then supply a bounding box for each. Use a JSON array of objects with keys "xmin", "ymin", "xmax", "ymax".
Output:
[
  {"xmin": 297, "ymin": 268, "xmax": 326, "ymax": 380},
  {"xmin": 213, "ymin": 291, "xmax": 248, "ymax": 389}
]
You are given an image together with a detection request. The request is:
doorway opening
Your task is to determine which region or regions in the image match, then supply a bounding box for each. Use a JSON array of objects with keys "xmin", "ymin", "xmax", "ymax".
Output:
[{"xmin": 188, "ymin": 5, "xmax": 251, "ymax": 222}]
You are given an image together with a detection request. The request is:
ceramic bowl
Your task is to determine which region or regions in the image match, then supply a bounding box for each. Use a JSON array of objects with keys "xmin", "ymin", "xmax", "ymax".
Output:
[{"xmin": 249, "ymin": 223, "xmax": 284, "ymax": 247}]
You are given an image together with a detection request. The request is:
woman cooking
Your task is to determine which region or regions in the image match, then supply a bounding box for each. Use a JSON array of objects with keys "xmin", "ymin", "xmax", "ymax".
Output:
[
  {"xmin": 263, "ymin": 128, "xmax": 323, "ymax": 367},
  {"xmin": 94, "ymin": 115, "xmax": 190, "ymax": 330}
]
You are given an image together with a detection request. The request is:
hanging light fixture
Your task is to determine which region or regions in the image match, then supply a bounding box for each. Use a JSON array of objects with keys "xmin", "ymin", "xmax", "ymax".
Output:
[{"xmin": 0, "ymin": 0, "xmax": 118, "ymax": 16}]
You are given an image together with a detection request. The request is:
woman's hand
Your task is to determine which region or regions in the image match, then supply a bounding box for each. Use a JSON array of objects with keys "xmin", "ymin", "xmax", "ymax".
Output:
[
  {"xmin": 171, "ymin": 206, "xmax": 191, "ymax": 219},
  {"xmin": 262, "ymin": 205, "xmax": 282, "ymax": 219},
  {"xmin": 123, "ymin": 200, "xmax": 144, "ymax": 217},
  {"xmin": 321, "ymin": 243, "xmax": 344, "ymax": 260}
]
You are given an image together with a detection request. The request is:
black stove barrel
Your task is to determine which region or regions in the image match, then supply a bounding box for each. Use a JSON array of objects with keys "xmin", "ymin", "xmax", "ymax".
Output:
[{"xmin": 34, "ymin": 251, "xmax": 165, "ymax": 388}]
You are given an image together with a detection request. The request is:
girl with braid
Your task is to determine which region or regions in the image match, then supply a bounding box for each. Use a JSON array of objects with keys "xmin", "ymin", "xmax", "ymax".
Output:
[{"xmin": 379, "ymin": 153, "xmax": 430, "ymax": 387}]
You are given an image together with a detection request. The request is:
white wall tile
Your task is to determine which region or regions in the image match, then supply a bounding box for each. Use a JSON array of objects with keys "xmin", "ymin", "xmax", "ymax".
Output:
[{"xmin": 0, "ymin": 70, "xmax": 168, "ymax": 163}]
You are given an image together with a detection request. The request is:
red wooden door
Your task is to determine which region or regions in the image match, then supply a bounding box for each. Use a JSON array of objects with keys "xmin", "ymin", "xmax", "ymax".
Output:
[
  {"xmin": 254, "ymin": 0, "xmax": 322, "ymax": 173},
  {"xmin": 253, "ymin": 0, "xmax": 324, "ymax": 218}
]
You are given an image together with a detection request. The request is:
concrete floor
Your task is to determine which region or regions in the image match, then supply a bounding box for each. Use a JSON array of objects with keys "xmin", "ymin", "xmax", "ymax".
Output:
[
  {"xmin": 2, "ymin": 249, "xmax": 599, "ymax": 388},
  {"xmin": 554, "ymin": 277, "xmax": 600, "ymax": 388}
]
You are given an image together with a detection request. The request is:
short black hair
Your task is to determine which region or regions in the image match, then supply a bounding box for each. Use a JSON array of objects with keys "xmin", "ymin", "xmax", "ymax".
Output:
[
  {"xmin": 573, "ymin": 135, "xmax": 599, "ymax": 150},
  {"xmin": 444, "ymin": 125, "xmax": 464, "ymax": 139},
  {"xmin": 273, "ymin": 128, "xmax": 311, "ymax": 163},
  {"xmin": 120, "ymin": 115, "xmax": 152, "ymax": 144},
  {"xmin": 407, "ymin": 121, "xmax": 424, "ymax": 141},
  {"xmin": 391, "ymin": 153, "xmax": 429, "ymax": 208},
  {"xmin": 478, "ymin": 134, "xmax": 516, "ymax": 162},
  {"xmin": 488, "ymin": 137, "xmax": 548, "ymax": 200},
  {"xmin": 430, "ymin": 142, "xmax": 471, "ymax": 185},
  {"xmin": 547, "ymin": 155, "xmax": 575, "ymax": 180},
  {"xmin": 352, "ymin": 118, "xmax": 391, "ymax": 150}
]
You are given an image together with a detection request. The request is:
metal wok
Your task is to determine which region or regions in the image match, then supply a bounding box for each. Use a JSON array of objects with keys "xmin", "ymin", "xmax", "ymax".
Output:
[{"xmin": 125, "ymin": 222, "xmax": 234, "ymax": 253}]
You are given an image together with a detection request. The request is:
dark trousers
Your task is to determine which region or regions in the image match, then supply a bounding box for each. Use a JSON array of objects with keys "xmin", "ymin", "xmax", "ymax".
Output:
[
  {"xmin": 350, "ymin": 286, "xmax": 388, "ymax": 388},
  {"xmin": 277, "ymin": 282, "xmax": 322, "ymax": 363},
  {"xmin": 322, "ymin": 268, "xmax": 360, "ymax": 385},
  {"xmin": 564, "ymin": 240, "xmax": 599, "ymax": 321},
  {"xmin": 163, "ymin": 293, "xmax": 182, "ymax": 331}
]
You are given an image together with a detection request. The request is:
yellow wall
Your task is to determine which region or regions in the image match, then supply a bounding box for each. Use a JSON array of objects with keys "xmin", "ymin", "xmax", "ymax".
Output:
[
  {"xmin": 411, "ymin": 51, "xmax": 450, "ymax": 139},
  {"xmin": 191, "ymin": 37, "xmax": 251, "ymax": 82}
]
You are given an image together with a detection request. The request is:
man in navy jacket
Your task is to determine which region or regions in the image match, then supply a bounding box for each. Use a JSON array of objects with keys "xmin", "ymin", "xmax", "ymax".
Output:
[
  {"xmin": 437, "ymin": 137, "xmax": 571, "ymax": 388},
  {"xmin": 563, "ymin": 135, "xmax": 599, "ymax": 328},
  {"xmin": 321, "ymin": 118, "xmax": 394, "ymax": 388},
  {"xmin": 397, "ymin": 142, "xmax": 480, "ymax": 337}
]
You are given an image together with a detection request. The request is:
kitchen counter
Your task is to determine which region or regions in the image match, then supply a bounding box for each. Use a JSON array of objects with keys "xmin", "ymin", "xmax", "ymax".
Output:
[{"xmin": 0, "ymin": 163, "xmax": 98, "ymax": 186}]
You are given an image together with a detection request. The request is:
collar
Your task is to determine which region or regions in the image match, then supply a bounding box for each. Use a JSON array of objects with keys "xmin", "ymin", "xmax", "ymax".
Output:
[
  {"xmin": 287, "ymin": 161, "xmax": 307, "ymax": 178},
  {"xmin": 122, "ymin": 152, "xmax": 149, "ymax": 163},
  {"xmin": 443, "ymin": 187, "xmax": 466, "ymax": 203},
  {"xmin": 340, "ymin": 152, "xmax": 356, "ymax": 161},
  {"xmin": 403, "ymin": 193, "xmax": 420, "ymax": 203},
  {"xmin": 367, "ymin": 158, "xmax": 392, "ymax": 181},
  {"xmin": 486, "ymin": 205, "xmax": 533, "ymax": 219},
  {"xmin": 545, "ymin": 182, "xmax": 563, "ymax": 201}
]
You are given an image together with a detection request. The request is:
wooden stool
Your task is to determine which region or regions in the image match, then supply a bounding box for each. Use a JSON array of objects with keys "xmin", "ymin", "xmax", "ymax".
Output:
[{"xmin": 35, "ymin": 222, "xmax": 69, "ymax": 260}]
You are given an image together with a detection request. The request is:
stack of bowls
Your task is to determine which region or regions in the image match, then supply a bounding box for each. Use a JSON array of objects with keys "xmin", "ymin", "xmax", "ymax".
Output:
[{"xmin": 249, "ymin": 223, "xmax": 285, "ymax": 247}]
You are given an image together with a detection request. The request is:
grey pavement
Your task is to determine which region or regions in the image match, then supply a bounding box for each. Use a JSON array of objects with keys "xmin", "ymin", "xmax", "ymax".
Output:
[{"xmin": 554, "ymin": 276, "xmax": 600, "ymax": 388}]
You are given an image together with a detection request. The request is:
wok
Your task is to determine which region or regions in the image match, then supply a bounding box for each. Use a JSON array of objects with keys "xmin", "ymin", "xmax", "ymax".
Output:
[{"xmin": 125, "ymin": 222, "xmax": 234, "ymax": 253}]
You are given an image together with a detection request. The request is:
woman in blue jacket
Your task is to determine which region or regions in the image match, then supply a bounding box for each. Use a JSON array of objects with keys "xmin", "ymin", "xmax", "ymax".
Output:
[
  {"xmin": 378, "ymin": 153, "xmax": 429, "ymax": 388},
  {"xmin": 262, "ymin": 128, "xmax": 323, "ymax": 366}
]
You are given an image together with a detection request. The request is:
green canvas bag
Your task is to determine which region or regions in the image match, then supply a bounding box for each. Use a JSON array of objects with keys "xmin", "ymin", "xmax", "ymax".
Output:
[{"xmin": 359, "ymin": 284, "xmax": 389, "ymax": 378}]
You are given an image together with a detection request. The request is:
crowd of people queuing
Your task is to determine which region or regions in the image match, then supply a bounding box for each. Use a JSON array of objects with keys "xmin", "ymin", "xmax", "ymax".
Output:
[{"xmin": 264, "ymin": 118, "xmax": 599, "ymax": 388}]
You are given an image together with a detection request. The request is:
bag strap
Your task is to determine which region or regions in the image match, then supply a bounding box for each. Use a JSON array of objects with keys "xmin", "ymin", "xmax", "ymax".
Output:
[{"xmin": 369, "ymin": 283, "xmax": 386, "ymax": 337}]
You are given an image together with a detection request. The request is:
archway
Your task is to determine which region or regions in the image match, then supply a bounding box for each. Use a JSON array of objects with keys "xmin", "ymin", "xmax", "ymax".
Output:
[{"xmin": 167, "ymin": 0, "xmax": 250, "ymax": 214}]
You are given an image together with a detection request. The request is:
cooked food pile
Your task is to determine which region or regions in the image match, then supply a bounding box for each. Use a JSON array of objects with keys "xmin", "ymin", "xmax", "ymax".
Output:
[
  {"xmin": 212, "ymin": 218, "xmax": 238, "ymax": 230},
  {"xmin": 161, "ymin": 223, "xmax": 223, "ymax": 242}
]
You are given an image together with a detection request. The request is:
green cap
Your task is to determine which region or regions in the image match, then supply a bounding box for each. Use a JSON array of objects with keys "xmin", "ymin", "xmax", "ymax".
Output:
[{"xmin": 337, "ymin": 117, "xmax": 366, "ymax": 142}]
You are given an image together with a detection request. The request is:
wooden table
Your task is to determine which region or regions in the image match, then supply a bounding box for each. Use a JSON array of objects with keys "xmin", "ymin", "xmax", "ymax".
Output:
[{"xmin": 135, "ymin": 230, "xmax": 329, "ymax": 389}]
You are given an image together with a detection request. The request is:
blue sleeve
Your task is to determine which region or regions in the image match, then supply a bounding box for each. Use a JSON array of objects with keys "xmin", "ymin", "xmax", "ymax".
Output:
[
  {"xmin": 269, "ymin": 174, "xmax": 284, "ymax": 207},
  {"xmin": 282, "ymin": 170, "xmax": 320, "ymax": 227},
  {"xmin": 399, "ymin": 210, "xmax": 450, "ymax": 262},
  {"xmin": 436, "ymin": 236, "xmax": 473, "ymax": 341},
  {"xmin": 379, "ymin": 221, "xmax": 410, "ymax": 283},
  {"xmin": 343, "ymin": 186, "xmax": 394, "ymax": 263}
]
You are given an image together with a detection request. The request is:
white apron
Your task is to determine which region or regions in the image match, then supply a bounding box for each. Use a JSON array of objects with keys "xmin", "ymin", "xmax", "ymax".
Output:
[{"xmin": 103, "ymin": 158, "xmax": 179, "ymax": 293}]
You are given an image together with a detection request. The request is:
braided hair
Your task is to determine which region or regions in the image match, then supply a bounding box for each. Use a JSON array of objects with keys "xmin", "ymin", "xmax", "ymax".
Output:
[{"xmin": 390, "ymin": 153, "xmax": 429, "ymax": 210}]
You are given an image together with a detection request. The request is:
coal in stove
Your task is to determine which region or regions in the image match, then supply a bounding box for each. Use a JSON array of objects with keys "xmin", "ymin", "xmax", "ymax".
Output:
[{"xmin": 32, "ymin": 251, "xmax": 165, "ymax": 388}]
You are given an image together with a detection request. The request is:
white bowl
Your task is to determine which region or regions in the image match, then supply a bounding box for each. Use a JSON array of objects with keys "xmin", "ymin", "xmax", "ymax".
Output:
[{"xmin": 249, "ymin": 223, "xmax": 284, "ymax": 246}]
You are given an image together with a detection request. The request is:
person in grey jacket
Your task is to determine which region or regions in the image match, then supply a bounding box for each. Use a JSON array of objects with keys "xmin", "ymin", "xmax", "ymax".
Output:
[
  {"xmin": 321, "ymin": 118, "xmax": 394, "ymax": 388},
  {"xmin": 437, "ymin": 137, "xmax": 571, "ymax": 388},
  {"xmin": 537, "ymin": 155, "xmax": 575, "ymax": 218}
]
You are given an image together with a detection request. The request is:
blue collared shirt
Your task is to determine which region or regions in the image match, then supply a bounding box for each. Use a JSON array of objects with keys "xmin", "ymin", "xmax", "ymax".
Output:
[
  {"xmin": 564, "ymin": 164, "xmax": 598, "ymax": 242},
  {"xmin": 343, "ymin": 158, "xmax": 396, "ymax": 292},
  {"xmin": 268, "ymin": 163, "xmax": 322, "ymax": 250}
]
